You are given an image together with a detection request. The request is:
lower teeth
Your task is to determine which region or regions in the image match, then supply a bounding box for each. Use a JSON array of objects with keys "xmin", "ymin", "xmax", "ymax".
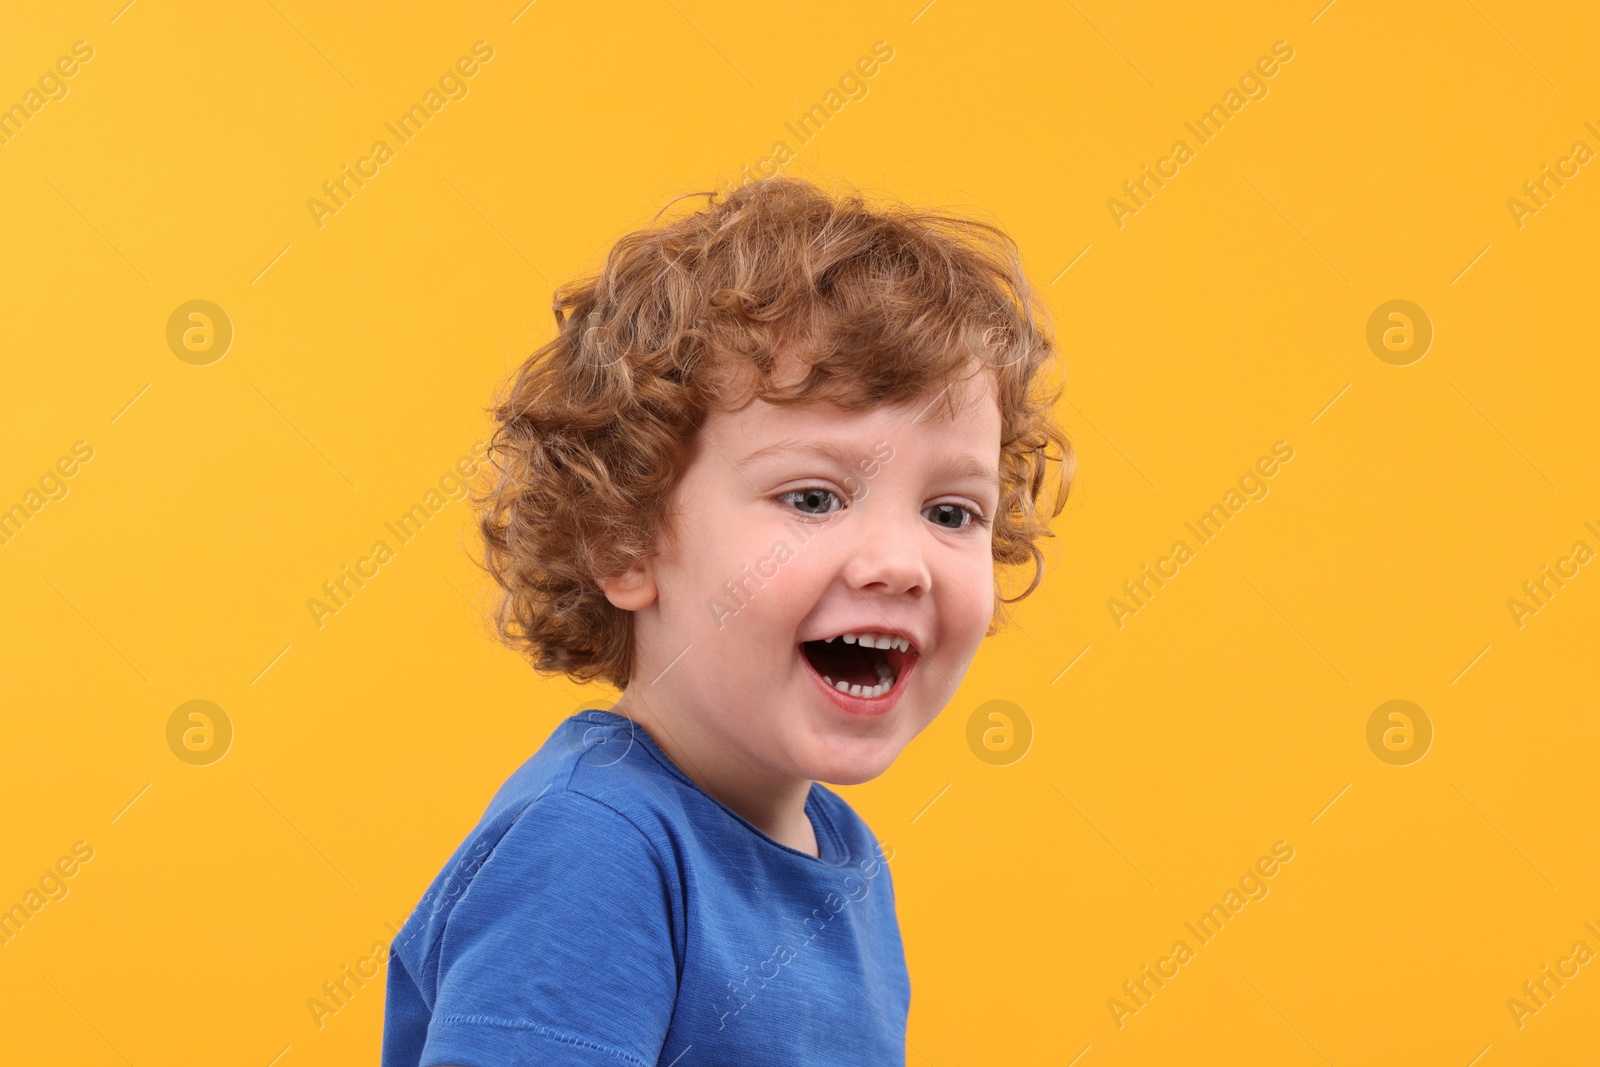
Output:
[{"xmin": 822, "ymin": 668, "xmax": 896, "ymax": 698}]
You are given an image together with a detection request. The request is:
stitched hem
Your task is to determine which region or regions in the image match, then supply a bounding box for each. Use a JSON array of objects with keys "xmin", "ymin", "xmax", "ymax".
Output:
[{"xmin": 434, "ymin": 1013, "xmax": 650, "ymax": 1067}]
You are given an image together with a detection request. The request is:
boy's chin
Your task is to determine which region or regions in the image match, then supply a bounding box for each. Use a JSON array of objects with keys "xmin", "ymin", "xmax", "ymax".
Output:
[{"xmin": 802, "ymin": 743, "xmax": 902, "ymax": 787}]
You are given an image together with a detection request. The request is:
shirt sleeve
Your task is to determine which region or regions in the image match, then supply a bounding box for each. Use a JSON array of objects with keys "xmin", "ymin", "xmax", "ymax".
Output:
[{"xmin": 419, "ymin": 790, "xmax": 681, "ymax": 1067}]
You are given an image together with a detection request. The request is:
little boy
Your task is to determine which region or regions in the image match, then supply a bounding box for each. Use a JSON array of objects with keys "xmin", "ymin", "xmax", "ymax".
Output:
[{"xmin": 382, "ymin": 176, "xmax": 1073, "ymax": 1066}]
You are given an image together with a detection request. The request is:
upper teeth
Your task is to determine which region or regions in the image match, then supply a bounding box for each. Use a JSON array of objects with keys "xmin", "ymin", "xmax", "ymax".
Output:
[{"xmin": 828, "ymin": 632, "xmax": 911, "ymax": 652}]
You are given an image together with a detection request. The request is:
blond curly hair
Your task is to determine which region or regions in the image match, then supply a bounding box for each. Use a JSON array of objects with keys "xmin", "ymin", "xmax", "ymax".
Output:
[{"xmin": 472, "ymin": 176, "xmax": 1075, "ymax": 690}]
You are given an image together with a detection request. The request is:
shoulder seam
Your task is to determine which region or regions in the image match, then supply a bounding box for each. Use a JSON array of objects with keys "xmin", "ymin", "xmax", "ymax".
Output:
[
  {"xmin": 516, "ymin": 785, "xmax": 665, "ymax": 865},
  {"xmin": 509, "ymin": 786, "xmax": 688, "ymax": 1006}
]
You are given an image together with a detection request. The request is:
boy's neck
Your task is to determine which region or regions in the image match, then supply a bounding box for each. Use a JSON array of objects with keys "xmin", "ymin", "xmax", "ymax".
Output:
[{"xmin": 608, "ymin": 695, "xmax": 820, "ymax": 858}]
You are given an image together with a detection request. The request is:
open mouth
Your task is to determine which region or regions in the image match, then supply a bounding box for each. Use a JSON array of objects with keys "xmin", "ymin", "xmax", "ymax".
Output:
[{"xmin": 799, "ymin": 635, "xmax": 917, "ymax": 699}]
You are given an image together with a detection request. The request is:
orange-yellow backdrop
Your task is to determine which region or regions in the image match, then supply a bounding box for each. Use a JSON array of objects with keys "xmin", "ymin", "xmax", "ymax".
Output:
[{"xmin": 3, "ymin": 1, "xmax": 1597, "ymax": 1064}]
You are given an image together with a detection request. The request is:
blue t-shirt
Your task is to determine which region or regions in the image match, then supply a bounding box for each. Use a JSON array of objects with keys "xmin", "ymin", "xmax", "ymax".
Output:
[{"xmin": 382, "ymin": 708, "xmax": 910, "ymax": 1066}]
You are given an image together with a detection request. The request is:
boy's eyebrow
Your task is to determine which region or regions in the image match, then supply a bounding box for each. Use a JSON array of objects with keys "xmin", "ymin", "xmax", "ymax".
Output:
[{"xmin": 739, "ymin": 437, "xmax": 999, "ymax": 486}]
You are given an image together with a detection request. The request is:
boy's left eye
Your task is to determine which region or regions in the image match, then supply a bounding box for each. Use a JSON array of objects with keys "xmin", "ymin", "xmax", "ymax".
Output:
[{"xmin": 776, "ymin": 487, "xmax": 989, "ymax": 531}]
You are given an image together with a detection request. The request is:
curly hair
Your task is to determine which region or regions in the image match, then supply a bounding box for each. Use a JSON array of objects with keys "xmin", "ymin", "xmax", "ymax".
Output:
[{"xmin": 472, "ymin": 176, "xmax": 1076, "ymax": 691}]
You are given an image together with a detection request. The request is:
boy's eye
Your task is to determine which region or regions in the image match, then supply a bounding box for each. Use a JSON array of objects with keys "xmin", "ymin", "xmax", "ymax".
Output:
[
  {"xmin": 780, "ymin": 487, "xmax": 845, "ymax": 517},
  {"xmin": 776, "ymin": 488, "xmax": 989, "ymax": 531},
  {"xmin": 924, "ymin": 503, "xmax": 977, "ymax": 531}
]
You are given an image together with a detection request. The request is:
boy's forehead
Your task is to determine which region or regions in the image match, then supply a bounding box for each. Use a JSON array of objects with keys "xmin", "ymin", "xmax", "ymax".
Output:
[{"xmin": 709, "ymin": 371, "xmax": 1000, "ymax": 459}]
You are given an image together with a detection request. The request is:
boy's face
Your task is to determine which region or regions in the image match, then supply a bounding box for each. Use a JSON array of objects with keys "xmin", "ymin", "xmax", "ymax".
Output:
[{"xmin": 605, "ymin": 365, "xmax": 1003, "ymax": 787}]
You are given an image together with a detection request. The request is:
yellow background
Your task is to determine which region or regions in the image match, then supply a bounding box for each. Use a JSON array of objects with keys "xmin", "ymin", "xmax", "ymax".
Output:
[{"xmin": 2, "ymin": 0, "xmax": 1596, "ymax": 1063}]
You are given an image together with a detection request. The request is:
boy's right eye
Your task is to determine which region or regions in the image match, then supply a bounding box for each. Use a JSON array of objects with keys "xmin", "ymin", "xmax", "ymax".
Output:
[{"xmin": 777, "ymin": 486, "xmax": 844, "ymax": 518}]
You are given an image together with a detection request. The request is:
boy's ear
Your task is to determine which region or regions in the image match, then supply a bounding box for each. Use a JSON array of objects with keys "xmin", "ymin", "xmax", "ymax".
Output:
[{"xmin": 598, "ymin": 559, "xmax": 658, "ymax": 611}]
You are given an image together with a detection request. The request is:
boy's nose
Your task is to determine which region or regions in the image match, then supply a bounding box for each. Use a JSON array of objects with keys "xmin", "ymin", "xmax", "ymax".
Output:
[{"xmin": 841, "ymin": 514, "xmax": 931, "ymax": 598}]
